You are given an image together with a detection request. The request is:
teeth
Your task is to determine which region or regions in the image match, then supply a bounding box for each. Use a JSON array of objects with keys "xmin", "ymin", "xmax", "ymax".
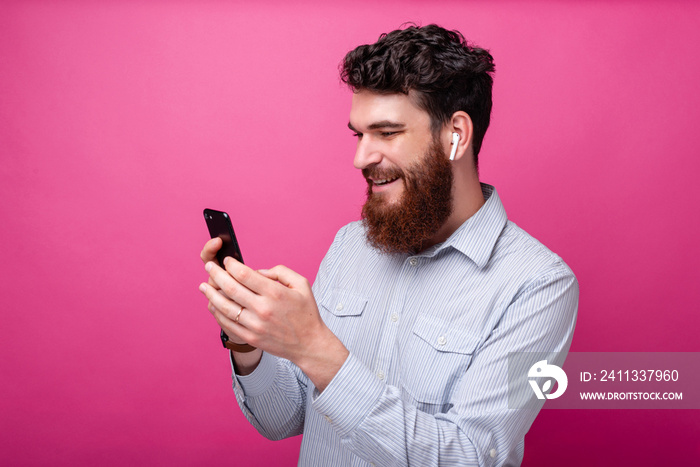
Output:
[{"xmin": 374, "ymin": 177, "xmax": 397, "ymax": 185}]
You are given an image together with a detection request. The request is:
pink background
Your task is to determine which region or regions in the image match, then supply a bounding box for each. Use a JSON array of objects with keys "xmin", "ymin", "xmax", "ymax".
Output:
[{"xmin": 2, "ymin": 1, "xmax": 698, "ymax": 465}]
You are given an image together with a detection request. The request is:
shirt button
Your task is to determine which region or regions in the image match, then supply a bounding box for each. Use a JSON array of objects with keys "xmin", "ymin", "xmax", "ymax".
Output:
[
  {"xmin": 437, "ymin": 336, "xmax": 447, "ymax": 346},
  {"xmin": 409, "ymin": 258, "xmax": 418, "ymax": 266},
  {"xmin": 377, "ymin": 371, "xmax": 385, "ymax": 380},
  {"xmin": 335, "ymin": 303, "xmax": 343, "ymax": 311},
  {"xmin": 391, "ymin": 313, "xmax": 398, "ymax": 322},
  {"xmin": 489, "ymin": 448, "xmax": 497, "ymax": 458}
]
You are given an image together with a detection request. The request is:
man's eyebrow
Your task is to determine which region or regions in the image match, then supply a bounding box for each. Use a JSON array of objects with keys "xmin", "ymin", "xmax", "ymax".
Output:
[{"xmin": 348, "ymin": 121, "xmax": 406, "ymax": 132}]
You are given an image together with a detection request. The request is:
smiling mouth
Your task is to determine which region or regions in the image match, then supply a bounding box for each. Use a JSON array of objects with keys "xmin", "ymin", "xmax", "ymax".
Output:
[{"xmin": 372, "ymin": 177, "xmax": 399, "ymax": 186}]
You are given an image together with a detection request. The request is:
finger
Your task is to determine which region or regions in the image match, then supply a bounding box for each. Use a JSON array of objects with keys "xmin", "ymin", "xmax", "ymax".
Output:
[
  {"xmin": 257, "ymin": 265, "xmax": 307, "ymax": 290},
  {"xmin": 257, "ymin": 268, "xmax": 278, "ymax": 281},
  {"xmin": 208, "ymin": 277, "xmax": 220, "ymax": 289},
  {"xmin": 205, "ymin": 262, "xmax": 260, "ymax": 311},
  {"xmin": 200, "ymin": 237, "xmax": 223, "ymax": 263},
  {"xmin": 207, "ymin": 296, "xmax": 235, "ymax": 324},
  {"xmin": 206, "ymin": 297, "xmax": 257, "ymax": 346},
  {"xmin": 222, "ymin": 257, "xmax": 279, "ymax": 296},
  {"xmin": 200, "ymin": 282, "xmax": 259, "ymax": 329}
]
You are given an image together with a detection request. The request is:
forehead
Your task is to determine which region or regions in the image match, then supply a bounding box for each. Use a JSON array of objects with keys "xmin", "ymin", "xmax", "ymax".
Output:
[{"xmin": 349, "ymin": 90, "xmax": 431, "ymax": 130}]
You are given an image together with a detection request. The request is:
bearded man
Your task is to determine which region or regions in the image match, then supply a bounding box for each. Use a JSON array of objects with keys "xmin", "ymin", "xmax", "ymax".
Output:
[{"xmin": 199, "ymin": 24, "xmax": 578, "ymax": 466}]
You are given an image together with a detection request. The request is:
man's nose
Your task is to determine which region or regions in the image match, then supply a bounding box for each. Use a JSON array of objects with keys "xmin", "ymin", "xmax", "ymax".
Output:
[{"xmin": 353, "ymin": 137, "xmax": 382, "ymax": 169}]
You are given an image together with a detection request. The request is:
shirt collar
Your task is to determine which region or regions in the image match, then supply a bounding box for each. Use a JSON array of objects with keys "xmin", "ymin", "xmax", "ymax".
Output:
[{"xmin": 427, "ymin": 183, "xmax": 508, "ymax": 268}]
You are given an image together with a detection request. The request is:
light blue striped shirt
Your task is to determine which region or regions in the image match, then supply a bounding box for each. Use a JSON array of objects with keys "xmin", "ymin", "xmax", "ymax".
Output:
[{"xmin": 232, "ymin": 184, "xmax": 578, "ymax": 466}]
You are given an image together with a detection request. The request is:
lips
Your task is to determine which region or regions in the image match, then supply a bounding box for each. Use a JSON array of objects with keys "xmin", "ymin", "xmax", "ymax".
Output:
[
  {"xmin": 372, "ymin": 177, "xmax": 399, "ymax": 186},
  {"xmin": 362, "ymin": 166, "xmax": 404, "ymax": 191}
]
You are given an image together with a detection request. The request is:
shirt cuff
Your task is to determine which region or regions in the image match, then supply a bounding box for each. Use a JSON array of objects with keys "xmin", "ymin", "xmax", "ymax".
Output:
[
  {"xmin": 230, "ymin": 351, "xmax": 278, "ymax": 397},
  {"xmin": 311, "ymin": 352, "xmax": 385, "ymax": 439}
]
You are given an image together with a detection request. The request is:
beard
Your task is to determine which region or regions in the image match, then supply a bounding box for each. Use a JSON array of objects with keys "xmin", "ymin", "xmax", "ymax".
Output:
[{"xmin": 361, "ymin": 137, "xmax": 454, "ymax": 254}]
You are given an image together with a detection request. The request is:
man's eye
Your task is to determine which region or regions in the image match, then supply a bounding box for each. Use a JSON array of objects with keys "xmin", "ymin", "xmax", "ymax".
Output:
[
  {"xmin": 352, "ymin": 132, "xmax": 363, "ymax": 138},
  {"xmin": 381, "ymin": 132, "xmax": 397, "ymax": 137}
]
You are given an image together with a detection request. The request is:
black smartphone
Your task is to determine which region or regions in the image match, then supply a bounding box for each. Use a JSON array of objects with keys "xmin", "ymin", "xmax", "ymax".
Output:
[
  {"xmin": 203, "ymin": 208, "xmax": 244, "ymax": 267},
  {"xmin": 203, "ymin": 208, "xmax": 245, "ymax": 349}
]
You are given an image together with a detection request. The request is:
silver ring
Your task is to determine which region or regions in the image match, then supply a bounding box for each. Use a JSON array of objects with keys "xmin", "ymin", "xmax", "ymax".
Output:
[{"xmin": 234, "ymin": 307, "xmax": 244, "ymax": 324}]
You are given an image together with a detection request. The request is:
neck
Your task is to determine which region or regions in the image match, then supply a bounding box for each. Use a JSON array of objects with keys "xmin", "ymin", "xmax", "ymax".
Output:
[{"xmin": 420, "ymin": 167, "xmax": 484, "ymax": 251}]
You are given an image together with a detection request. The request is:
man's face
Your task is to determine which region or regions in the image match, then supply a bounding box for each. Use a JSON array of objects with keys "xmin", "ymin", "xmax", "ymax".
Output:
[{"xmin": 348, "ymin": 91, "xmax": 453, "ymax": 254}]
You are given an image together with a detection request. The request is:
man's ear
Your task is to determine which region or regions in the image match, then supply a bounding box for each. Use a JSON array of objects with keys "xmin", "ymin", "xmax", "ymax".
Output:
[{"xmin": 446, "ymin": 111, "xmax": 474, "ymax": 163}]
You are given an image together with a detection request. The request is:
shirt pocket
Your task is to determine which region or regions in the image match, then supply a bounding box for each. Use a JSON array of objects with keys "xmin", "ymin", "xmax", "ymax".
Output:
[
  {"xmin": 400, "ymin": 313, "xmax": 481, "ymax": 405},
  {"xmin": 318, "ymin": 288, "xmax": 368, "ymax": 343}
]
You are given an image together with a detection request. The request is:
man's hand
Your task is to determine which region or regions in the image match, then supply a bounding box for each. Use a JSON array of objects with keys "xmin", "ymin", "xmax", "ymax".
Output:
[
  {"xmin": 198, "ymin": 251, "xmax": 348, "ymax": 391},
  {"xmin": 200, "ymin": 237, "xmax": 263, "ymax": 374}
]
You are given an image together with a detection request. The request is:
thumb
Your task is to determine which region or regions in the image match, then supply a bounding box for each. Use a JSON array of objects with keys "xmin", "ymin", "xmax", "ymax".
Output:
[{"xmin": 258, "ymin": 265, "xmax": 304, "ymax": 289}]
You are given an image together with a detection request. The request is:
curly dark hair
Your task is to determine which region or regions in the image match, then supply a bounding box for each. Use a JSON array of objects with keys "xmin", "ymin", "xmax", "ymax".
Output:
[{"xmin": 340, "ymin": 24, "xmax": 495, "ymax": 165}]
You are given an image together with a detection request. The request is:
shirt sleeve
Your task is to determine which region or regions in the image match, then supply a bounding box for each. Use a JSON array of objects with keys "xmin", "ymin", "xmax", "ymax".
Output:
[
  {"xmin": 231, "ymin": 350, "xmax": 309, "ymax": 440},
  {"xmin": 311, "ymin": 268, "xmax": 579, "ymax": 467}
]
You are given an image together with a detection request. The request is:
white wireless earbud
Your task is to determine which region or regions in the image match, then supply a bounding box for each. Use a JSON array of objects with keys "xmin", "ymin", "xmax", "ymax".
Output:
[{"xmin": 449, "ymin": 132, "xmax": 460, "ymax": 161}]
